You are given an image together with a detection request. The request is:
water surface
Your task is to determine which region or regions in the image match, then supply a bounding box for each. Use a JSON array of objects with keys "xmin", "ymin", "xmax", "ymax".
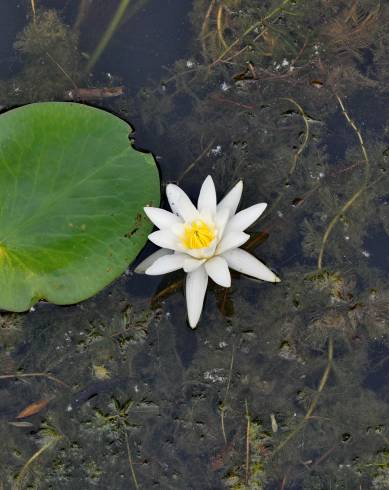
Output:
[{"xmin": 0, "ymin": 1, "xmax": 389, "ymax": 489}]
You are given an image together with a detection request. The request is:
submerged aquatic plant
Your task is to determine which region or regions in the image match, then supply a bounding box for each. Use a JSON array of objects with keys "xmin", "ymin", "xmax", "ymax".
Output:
[{"xmin": 136, "ymin": 176, "xmax": 280, "ymax": 328}]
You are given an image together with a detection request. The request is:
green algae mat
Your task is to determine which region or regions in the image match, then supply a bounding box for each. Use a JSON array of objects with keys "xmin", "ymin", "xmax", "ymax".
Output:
[{"xmin": 0, "ymin": 102, "xmax": 159, "ymax": 311}]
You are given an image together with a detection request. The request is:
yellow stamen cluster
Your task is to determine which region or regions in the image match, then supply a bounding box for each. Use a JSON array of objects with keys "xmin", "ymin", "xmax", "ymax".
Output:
[{"xmin": 181, "ymin": 220, "xmax": 215, "ymax": 249}]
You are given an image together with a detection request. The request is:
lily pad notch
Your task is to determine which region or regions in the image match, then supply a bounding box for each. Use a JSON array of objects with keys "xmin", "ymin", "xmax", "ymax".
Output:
[{"xmin": 0, "ymin": 102, "xmax": 160, "ymax": 311}]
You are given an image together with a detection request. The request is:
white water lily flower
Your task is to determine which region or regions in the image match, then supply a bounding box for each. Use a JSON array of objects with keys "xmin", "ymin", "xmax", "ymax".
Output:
[{"xmin": 136, "ymin": 176, "xmax": 280, "ymax": 328}]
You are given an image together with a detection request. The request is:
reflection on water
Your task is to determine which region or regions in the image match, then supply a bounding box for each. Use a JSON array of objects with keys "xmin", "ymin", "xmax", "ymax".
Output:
[{"xmin": 0, "ymin": 0, "xmax": 389, "ymax": 488}]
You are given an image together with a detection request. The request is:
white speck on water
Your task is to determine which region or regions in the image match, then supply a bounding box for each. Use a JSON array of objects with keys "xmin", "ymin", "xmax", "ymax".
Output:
[
  {"xmin": 204, "ymin": 369, "xmax": 226, "ymax": 383},
  {"xmin": 210, "ymin": 145, "xmax": 222, "ymax": 156},
  {"xmin": 313, "ymin": 43, "xmax": 321, "ymax": 55},
  {"xmin": 220, "ymin": 81, "xmax": 230, "ymax": 92},
  {"xmin": 186, "ymin": 59, "xmax": 195, "ymax": 68},
  {"xmin": 362, "ymin": 250, "xmax": 370, "ymax": 258}
]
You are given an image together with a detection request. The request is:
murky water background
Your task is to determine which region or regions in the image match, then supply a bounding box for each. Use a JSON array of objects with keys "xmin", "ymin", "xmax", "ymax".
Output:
[{"xmin": 0, "ymin": 1, "xmax": 389, "ymax": 488}]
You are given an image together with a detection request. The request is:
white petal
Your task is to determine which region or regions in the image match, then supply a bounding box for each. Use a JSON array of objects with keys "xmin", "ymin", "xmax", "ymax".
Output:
[
  {"xmin": 134, "ymin": 249, "xmax": 172, "ymax": 274},
  {"xmin": 166, "ymin": 184, "xmax": 199, "ymax": 222},
  {"xmin": 148, "ymin": 230, "xmax": 182, "ymax": 251},
  {"xmin": 217, "ymin": 180, "xmax": 243, "ymax": 216},
  {"xmin": 216, "ymin": 231, "xmax": 250, "ymax": 255},
  {"xmin": 184, "ymin": 238, "xmax": 218, "ymax": 259},
  {"xmin": 224, "ymin": 203, "xmax": 267, "ymax": 234},
  {"xmin": 183, "ymin": 257, "xmax": 206, "ymax": 273},
  {"xmin": 186, "ymin": 266, "xmax": 208, "ymax": 328},
  {"xmin": 144, "ymin": 207, "xmax": 182, "ymax": 230},
  {"xmin": 197, "ymin": 175, "xmax": 217, "ymax": 215},
  {"xmin": 214, "ymin": 208, "xmax": 230, "ymax": 240},
  {"xmin": 146, "ymin": 253, "xmax": 187, "ymax": 275},
  {"xmin": 171, "ymin": 222, "xmax": 186, "ymax": 237},
  {"xmin": 205, "ymin": 256, "xmax": 231, "ymax": 287},
  {"xmin": 222, "ymin": 248, "xmax": 280, "ymax": 283}
]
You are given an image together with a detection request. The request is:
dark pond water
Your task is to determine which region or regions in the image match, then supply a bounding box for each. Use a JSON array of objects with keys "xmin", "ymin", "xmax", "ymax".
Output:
[{"xmin": 0, "ymin": 1, "xmax": 389, "ymax": 489}]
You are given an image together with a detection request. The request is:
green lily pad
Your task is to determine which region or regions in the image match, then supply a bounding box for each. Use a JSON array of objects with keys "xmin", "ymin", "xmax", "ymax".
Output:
[{"xmin": 0, "ymin": 102, "xmax": 159, "ymax": 311}]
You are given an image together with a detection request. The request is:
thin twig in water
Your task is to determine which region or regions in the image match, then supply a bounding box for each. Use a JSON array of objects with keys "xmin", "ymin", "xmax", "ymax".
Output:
[
  {"xmin": 245, "ymin": 400, "xmax": 251, "ymax": 485},
  {"xmin": 281, "ymin": 97, "xmax": 310, "ymax": 175},
  {"xmin": 272, "ymin": 337, "xmax": 334, "ymax": 458},
  {"xmin": 178, "ymin": 140, "xmax": 215, "ymax": 183},
  {"xmin": 85, "ymin": 0, "xmax": 131, "ymax": 74},
  {"xmin": 0, "ymin": 372, "xmax": 68, "ymax": 387},
  {"xmin": 151, "ymin": 279, "xmax": 183, "ymax": 305},
  {"xmin": 46, "ymin": 52, "xmax": 78, "ymax": 89},
  {"xmin": 124, "ymin": 431, "xmax": 140, "ymax": 490},
  {"xmin": 267, "ymin": 97, "xmax": 311, "ymax": 214},
  {"xmin": 15, "ymin": 432, "xmax": 62, "ymax": 489},
  {"xmin": 73, "ymin": 0, "xmax": 93, "ymax": 33},
  {"xmin": 220, "ymin": 345, "xmax": 235, "ymax": 444},
  {"xmin": 201, "ymin": 0, "xmax": 216, "ymax": 61},
  {"xmin": 30, "ymin": 0, "xmax": 36, "ymax": 21},
  {"xmin": 317, "ymin": 95, "xmax": 370, "ymax": 270},
  {"xmin": 217, "ymin": 4, "xmax": 228, "ymax": 49},
  {"xmin": 210, "ymin": 0, "xmax": 292, "ymax": 67}
]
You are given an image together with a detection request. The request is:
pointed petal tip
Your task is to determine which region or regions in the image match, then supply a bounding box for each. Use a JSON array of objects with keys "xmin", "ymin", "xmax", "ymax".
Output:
[
  {"xmin": 186, "ymin": 266, "xmax": 208, "ymax": 331},
  {"xmin": 274, "ymin": 276, "xmax": 281, "ymax": 283},
  {"xmin": 189, "ymin": 320, "xmax": 198, "ymax": 329},
  {"xmin": 205, "ymin": 256, "xmax": 231, "ymax": 287},
  {"xmin": 198, "ymin": 175, "xmax": 217, "ymax": 215},
  {"xmin": 134, "ymin": 248, "xmax": 173, "ymax": 274},
  {"xmin": 217, "ymin": 179, "xmax": 244, "ymax": 216}
]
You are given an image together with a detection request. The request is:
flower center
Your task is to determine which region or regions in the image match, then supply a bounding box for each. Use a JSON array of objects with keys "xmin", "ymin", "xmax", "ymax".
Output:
[{"xmin": 181, "ymin": 220, "xmax": 215, "ymax": 249}]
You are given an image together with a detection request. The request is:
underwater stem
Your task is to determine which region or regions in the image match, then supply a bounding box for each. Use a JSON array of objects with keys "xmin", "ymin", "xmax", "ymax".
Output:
[
  {"xmin": 272, "ymin": 337, "xmax": 333, "ymax": 458},
  {"xmin": 317, "ymin": 95, "xmax": 370, "ymax": 270},
  {"xmin": 73, "ymin": 0, "xmax": 92, "ymax": 33},
  {"xmin": 267, "ymin": 97, "xmax": 310, "ymax": 215},
  {"xmin": 178, "ymin": 140, "xmax": 215, "ymax": 182},
  {"xmin": 201, "ymin": 0, "xmax": 216, "ymax": 61},
  {"xmin": 30, "ymin": 0, "xmax": 36, "ymax": 21},
  {"xmin": 124, "ymin": 431, "xmax": 140, "ymax": 490},
  {"xmin": 15, "ymin": 433, "xmax": 62, "ymax": 489},
  {"xmin": 0, "ymin": 372, "xmax": 68, "ymax": 387},
  {"xmin": 245, "ymin": 400, "xmax": 251, "ymax": 485},
  {"xmin": 281, "ymin": 97, "xmax": 310, "ymax": 175},
  {"xmin": 219, "ymin": 345, "xmax": 235, "ymax": 444},
  {"xmin": 85, "ymin": 0, "xmax": 131, "ymax": 74},
  {"xmin": 46, "ymin": 52, "xmax": 78, "ymax": 89},
  {"xmin": 216, "ymin": 4, "xmax": 228, "ymax": 49},
  {"xmin": 210, "ymin": 0, "xmax": 292, "ymax": 67}
]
